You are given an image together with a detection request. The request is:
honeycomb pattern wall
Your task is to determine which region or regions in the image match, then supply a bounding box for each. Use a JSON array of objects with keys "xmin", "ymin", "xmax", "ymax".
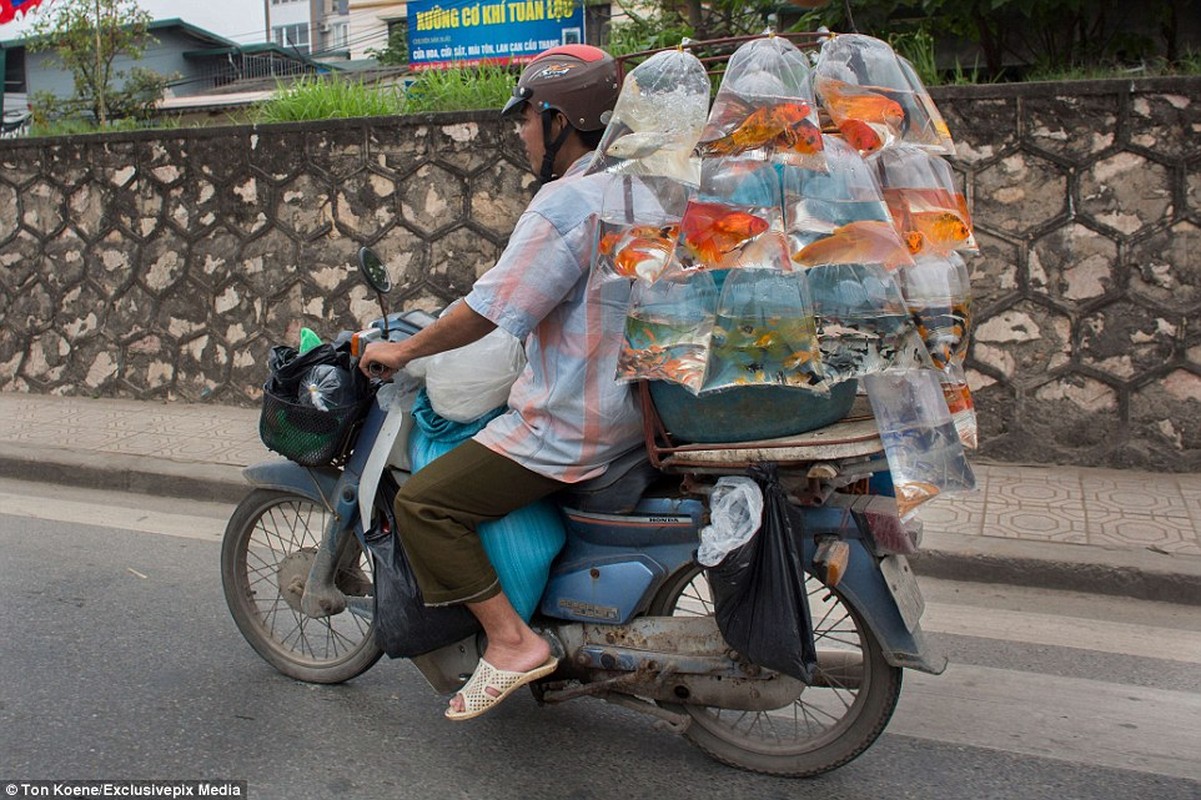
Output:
[
  {"xmin": 937, "ymin": 77, "xmax": 1201, "ymax": 471},
  {"xmin": 0, "ymin": 78, "xmax": 1198, "ymax": 471}
]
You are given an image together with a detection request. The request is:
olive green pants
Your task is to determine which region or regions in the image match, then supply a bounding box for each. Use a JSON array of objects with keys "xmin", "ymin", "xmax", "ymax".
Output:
[{"xmin": 394, "ymin": 439, "xmax": 566, "ymax": 606}]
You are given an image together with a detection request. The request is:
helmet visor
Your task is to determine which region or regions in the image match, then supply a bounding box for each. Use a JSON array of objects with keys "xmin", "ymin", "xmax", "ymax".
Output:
[{"xmin": 501, "ymin": 84, "xmax": 533, "ymax": 118}]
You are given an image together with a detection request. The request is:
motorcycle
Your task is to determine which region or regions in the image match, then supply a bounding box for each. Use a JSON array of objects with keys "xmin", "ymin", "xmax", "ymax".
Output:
[{"xmin": 220, "ymin": 247, "xmax": 946, "ymax": 778}]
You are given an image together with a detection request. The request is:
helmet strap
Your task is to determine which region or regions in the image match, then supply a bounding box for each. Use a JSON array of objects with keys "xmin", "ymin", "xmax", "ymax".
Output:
[{"xmin": 538, "ymin": 108, "xmax": 573, "ymax": 185}]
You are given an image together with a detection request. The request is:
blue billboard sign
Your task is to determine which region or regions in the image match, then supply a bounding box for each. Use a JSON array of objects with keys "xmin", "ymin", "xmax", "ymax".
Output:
[{"xmin": 407, "ymin": 0, "xmax": 585, "ymax": 69}]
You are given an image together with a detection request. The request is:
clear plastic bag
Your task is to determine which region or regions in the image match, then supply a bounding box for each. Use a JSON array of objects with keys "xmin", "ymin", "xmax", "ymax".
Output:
[
  {"xmin": 865, "ymin": 369, "xmax": 976, "ymax": 519},
  {"xmin": 872, "ymin": 144, "xmax": 978, "ymax": 256},
  {"xmin": 702, "ymin": 263, "xmax": 825, "ymax": 393},
  {"xmin": 808, "ymin": 262, "xmax": 930, "ymax": 385},
  {"xmin": 898, "ymin": 252, "xmax": 978, "ymax": 448},
  {"xmin": 588, "ymin": 49, "xmax": 710, "ymax": 186},
  {"xmin": 782, "ymin": 137, "xmax": 912, "ymax": 269},
  {"xmin": 696, "ymin": 476, "xmax": 764, "ymax": 567},
  {"xmin": 814, "ymin": 33, "xmax": 950, "ymax": 155},
  {"xmin": 696, "ymin": 36, "xmax": 826, "ymax": 171},
  {"xmin": 616, "ymin": 270, "xmax": 717, "ymax": 392},
  {"xmin": 297, "ymin": 363, "xmax": 361, "ymax": 412},
  {"xmin": 595, "ymin": 175, "xmax": 691, "ymax": 285}
]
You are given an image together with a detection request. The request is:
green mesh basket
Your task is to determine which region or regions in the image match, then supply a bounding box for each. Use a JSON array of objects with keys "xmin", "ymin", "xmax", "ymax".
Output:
[{"xmin": 258, "ymin": 388, "xmax": 368, "ymax": 467}]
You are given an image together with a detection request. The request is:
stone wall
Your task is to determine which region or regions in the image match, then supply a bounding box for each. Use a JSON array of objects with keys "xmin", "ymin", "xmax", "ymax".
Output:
[{"xmin": 1, "ymin": 77, "xmax": 1199, "ymax": 471}]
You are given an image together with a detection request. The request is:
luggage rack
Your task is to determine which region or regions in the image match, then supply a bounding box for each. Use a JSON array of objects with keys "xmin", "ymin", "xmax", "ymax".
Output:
[{"xmin": 638, "ymin": 381, "xmax": 885, "ymax": 475}]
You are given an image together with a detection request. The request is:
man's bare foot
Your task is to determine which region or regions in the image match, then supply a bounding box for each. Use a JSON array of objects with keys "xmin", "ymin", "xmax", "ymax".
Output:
[{"xmin": 447, "ymin": 634, "xmax": 551, "ymax": 715}]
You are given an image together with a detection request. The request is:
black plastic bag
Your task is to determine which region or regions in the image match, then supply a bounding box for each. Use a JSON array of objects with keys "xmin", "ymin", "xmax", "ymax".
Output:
[
  {"xmin": 266, "ymin": 342, "xmax": 369, "ymax": 406},
  {"xmin": 709, "ymin": 463, "xmax": 818, "ymax": 683},
  {"xmin": 362, "ymin": 523, "xmax": 481, "ymax": 659}
]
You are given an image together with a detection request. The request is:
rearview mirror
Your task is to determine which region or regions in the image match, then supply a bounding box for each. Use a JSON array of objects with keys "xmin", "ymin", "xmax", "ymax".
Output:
[{"xmin": 357, "ymin": 247, "xmax": 392, "ymax": 294}]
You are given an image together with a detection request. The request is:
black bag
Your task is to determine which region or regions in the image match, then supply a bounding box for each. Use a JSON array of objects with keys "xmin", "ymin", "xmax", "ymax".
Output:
[
  {"xmin": 259, "ymin": 343, "xmax": 374, "ymax": 466},
  {"xmin": 362, "ymin": 523, "xmax": 482, "ymax": 659},
  {"xmin": 709, "ymin": 463, "xmax": 818, "ymax": 683}
]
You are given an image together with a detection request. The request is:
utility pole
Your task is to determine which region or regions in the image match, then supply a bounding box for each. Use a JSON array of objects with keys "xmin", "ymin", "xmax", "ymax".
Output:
[{"xmin": 94, "ymin": 0, "xmax": 106, "ymax": 125}]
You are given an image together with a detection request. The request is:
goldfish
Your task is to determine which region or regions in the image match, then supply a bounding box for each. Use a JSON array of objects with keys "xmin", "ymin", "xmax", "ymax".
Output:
[
  {"xmin": 905, "ymin": 211, "xmax": 972, "ymax": 255},
  {"xmin": 696, "ymin": 100, "xmax": 814, "ymax": 158},
  {"xmin": 680, "ymin": 202, "xmax": 770, "ymax": 265},
  {"xmin": 816, "ymin": 77, "xmax": 906, "ymax": 131},
  {"xmin": 894, "ymin": 480, "xmax": 941, "ymax": 518},
  {"xmin": 782, "ymin": 117, "xmax": 825, "ymax": 156},
  {"xmin": 837, "ymin": 118, "xmax": 884, "ymax": 154},
  {"xmin": 792, "ymin": 219, "xmax": 913, "ymax": 268},
  {"xmin": 610, "ymin": 225, "xmax": 679, "ymax": 282}
]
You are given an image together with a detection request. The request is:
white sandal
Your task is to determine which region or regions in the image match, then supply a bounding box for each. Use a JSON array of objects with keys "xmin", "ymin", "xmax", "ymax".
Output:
[{"xmin": 445, "ymin": 655, "xmax": 559, "ymax": 721}]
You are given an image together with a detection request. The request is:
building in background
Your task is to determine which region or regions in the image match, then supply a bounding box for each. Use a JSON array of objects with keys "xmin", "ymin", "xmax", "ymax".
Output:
[
  {"xmin": 265, "ymin": 0, "xmax": 354, "ymax": 60},
  {"xmin": 345, "ymin": 1, "xmax": 405, "ymax": 61}
]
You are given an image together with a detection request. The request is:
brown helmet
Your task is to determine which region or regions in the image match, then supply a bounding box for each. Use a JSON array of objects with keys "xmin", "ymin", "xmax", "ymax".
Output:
[{"xmin": 501, "ymin": 44, "xmax": 620, "ymax": 132}]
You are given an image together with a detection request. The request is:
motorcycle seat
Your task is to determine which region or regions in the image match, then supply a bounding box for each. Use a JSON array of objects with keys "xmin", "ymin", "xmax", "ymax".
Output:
[{"xmin": 557, "ymin": 445, "xmax": 661, "ymax": 514}]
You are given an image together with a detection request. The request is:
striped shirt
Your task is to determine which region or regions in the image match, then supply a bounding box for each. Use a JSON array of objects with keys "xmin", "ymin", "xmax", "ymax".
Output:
[{"xmin": 465, "ymin": 155, "xmax": 650, "ymax": 483}]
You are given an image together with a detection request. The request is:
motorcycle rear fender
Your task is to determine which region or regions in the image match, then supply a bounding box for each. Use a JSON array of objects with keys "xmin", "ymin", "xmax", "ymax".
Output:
[
  {"xmin": 825, "ymin": 539, "xmax": 947, "ymax": 675},
  {"xmin": 241, "ymin": 460, "xmax": 341, "ymax": 510}
]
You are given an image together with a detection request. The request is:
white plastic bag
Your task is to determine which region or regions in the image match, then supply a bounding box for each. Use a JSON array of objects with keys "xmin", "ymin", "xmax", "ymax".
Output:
[
  {"xmin": 411, "ymin": 326, "xmax": 526, "ymax": 423},
  {"xmin": 696, "ymin": 476, "xmax": 764, "ymax": 567}
]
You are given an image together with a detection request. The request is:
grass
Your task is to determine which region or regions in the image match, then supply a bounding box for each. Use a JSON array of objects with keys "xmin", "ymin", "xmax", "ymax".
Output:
[{"xmin": 257, "ymin": 75, "xmax": 405, "ymax": 122}]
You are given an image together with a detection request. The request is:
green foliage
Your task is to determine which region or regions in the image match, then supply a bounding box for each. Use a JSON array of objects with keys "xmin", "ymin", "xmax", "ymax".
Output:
[
  {"xmin": 398, "ymin": 63, "xmax": 514, "ymax": 114},
  {"xmin": 254, "ymin": 65, "xmax": 515, "ymax": 123},
  {"xmin": 257, "ymin": 76, "xmax": 405, "ymax": 123},
  {"xmin": 783, "ymin": 0, "xmax": 1197, "ymax": 82},
  {"xmin": 366, "ymin": 26, "xmax": 408, "ymax": 66},
  {"xmin": 26, "ymin": 0, "xmax": 172, "ymax": 126},
  {"xmin": 606, "ymin": 0, "xmax": 780, "ymax": 55}
]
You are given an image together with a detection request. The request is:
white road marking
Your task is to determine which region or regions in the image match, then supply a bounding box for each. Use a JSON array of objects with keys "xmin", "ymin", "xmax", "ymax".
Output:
[
  {"xmin": 895, "ymin": 663, "xmax": 1201, "ymax": 781},
  {"xmin": 921, "ymin": 600, "xmax": 1201, "ymax": 664},
  {"xmin": 0, "ymin": 481, "xmax": 233, "ymax": 542}
]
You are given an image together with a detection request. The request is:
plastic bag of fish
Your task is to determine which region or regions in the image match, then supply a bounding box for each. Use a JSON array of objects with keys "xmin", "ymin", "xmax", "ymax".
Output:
[
  {"xmin": 872, "ymin": 144, "xmax": 978, "ymax": 257},
  {"xmin": 865, "ymin": 368, "xmax": 976, "ymax": 519},
  {"xmin": 702, "ymin": 260, "xmax": 826, "ymax": 394},
  {"xmin": 616, "ymin": 269, "xmax": 718, "ymax": 393},
  {"xmin": 814, "ymin": 33, "xmax": 955, "ymax": 155},
  {"xmin": 695, "ymin": 36, "xmax": 826, "ymax": 171},
  {"xmin": 595, "ymin": 175, "xmax": 691, "ymax": 284},
  {"xmin": 898, "ymin": 251, "xmax": 978, "ymax": 448},
  {"xmin": 783, "ymin": 136, "xmax": 913, "ymax": 269},
  {"xmin": 589, "ymin": 49, "xmax": 710, "ymax": 186}
]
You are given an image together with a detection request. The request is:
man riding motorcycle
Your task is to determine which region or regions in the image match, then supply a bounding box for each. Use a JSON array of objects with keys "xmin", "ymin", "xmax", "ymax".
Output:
[{"xmin": 357, "ymin": 44, "xmax": 643, "ymax": 721}]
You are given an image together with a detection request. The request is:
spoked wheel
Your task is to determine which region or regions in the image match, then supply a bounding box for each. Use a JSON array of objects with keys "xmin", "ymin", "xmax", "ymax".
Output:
[
  {"xmin": 221, "ymin": 489, "xmax": 383, "ymax": 683},
  {"xmin": 650, "ymin": 564, "xmax": 902, "ymax": 777}
]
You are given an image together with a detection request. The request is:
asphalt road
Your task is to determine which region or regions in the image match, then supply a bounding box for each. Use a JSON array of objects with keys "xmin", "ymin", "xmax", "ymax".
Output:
[{"xmin": 1, "ymin": 479, "xmax": 1199, "ymax": 800}]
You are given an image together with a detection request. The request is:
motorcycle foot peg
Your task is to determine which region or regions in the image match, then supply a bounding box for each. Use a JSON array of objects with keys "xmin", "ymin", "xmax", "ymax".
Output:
[{"xmin": 813, "ymin": 537, "xmax": 851, "ymax": 587}]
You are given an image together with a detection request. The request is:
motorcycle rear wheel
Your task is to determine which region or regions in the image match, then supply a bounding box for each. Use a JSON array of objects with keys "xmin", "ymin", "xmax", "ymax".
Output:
[
  {"xmin": 221, "ymin": 489, "xmax": 383, "ymax": 684},
  {"xmin": 650, "ymin": 564, "xmax": 902, "ymax": 777}
]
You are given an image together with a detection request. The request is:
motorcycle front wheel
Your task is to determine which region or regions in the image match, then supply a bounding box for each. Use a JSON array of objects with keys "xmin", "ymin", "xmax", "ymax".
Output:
[
  {"xmin": 221, "ymin": 489, "xmax": 383, "ymax": 683},
  {"xmin": 650, "ymin": 564, "xmax": 902, "ymax": 777}
]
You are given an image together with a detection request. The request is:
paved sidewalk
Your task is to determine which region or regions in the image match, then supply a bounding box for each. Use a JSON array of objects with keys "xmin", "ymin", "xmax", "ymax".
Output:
[{"xmin": 0, "ymin": 392, "xmax": 1198, "ymax": 604}]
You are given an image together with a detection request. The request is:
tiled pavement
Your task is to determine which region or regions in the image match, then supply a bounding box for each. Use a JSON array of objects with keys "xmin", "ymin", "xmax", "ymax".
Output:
[{"xmin": 1, "ymin": 392, "xmax": 1198, "ymax": 600}]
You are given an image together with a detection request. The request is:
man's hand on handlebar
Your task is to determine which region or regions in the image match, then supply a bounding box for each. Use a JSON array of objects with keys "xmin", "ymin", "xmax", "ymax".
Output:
[{"xmin": 358, "ymin": 341, "xmax": 405, "ymax": 381}]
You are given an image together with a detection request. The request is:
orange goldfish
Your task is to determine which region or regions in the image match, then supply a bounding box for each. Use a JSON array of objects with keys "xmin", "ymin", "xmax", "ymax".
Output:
[
  {"xmin": 782, "ymin": 117, "xmax": 825, "ymax": 156},
  {"xmin": 793, "ymin": 219, "xmax": 913, "ymax": 268},
  {"xmin": 610, "ymin": 224, "xmax": 679, "ymax": 281},
  {"xmin": 681, "ymin": 202, "xmax": 770, "ymax": 265},
  {"xmin": 905, "ymin": 211, "xmax": 972, "ymax": 255},
  {"xmin": 837, "ymin": 118, "xmax": 884, "ymax": 153},
  {"xmin": 817, "ymin": 77, "xmax": 905, "ymax": 130},
  {"xmin": 696, "ymin": 100, "xmax": 814, "ymax": 158}
]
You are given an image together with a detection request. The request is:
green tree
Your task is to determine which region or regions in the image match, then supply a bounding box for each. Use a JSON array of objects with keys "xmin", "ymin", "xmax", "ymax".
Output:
[
  {"xmin": 607, "ymin": 0, "xmax": 780, "ymax": 55},
  {"xmin": 27, "ymin": 0, "xmax": 170, "ymax": 126},
  {"xmin": 366, "ymin": 25, "xmax": 408, "ymax": 66}
]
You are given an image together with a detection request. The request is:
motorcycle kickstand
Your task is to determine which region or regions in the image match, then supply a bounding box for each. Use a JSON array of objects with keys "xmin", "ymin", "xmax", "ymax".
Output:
[
  {"xmin": 601, "ymin": 693, "xmax": 692, "ymax": 735},
  {"xmin": 537, "ymin": 673, "xmax": 691, "ymax": 734}
]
